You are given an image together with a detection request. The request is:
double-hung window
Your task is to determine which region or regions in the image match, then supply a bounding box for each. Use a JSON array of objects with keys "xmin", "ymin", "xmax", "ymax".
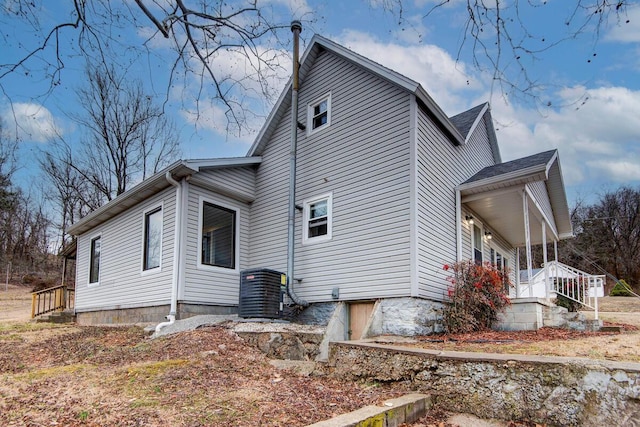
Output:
[
  {"xmin": 472, "ymin": 224, "xmax": 483, "ymax": 264},
  {"xmin": 307, "ymin": 93, "xmax": 331, "ymax": 134},
  {"xmin": 200, "ymin": 200, "xmax": 237, "ymax": 270},
  {"xmin": 89, "ymin": 236, "xmax": 101, "ymax": 285},
  {"xmin": 303, "ymin": 193, "xmax": 332, "ymax": 245},
  {"xmin": 143, "ymin": 206, "xmax": 162, "ymax": 271}
]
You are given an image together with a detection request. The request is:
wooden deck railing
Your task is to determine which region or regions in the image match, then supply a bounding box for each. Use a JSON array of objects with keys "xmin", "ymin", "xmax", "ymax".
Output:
[{"xmin": 31, "ymin": 285, "xmax": 75, "ymax": 319}]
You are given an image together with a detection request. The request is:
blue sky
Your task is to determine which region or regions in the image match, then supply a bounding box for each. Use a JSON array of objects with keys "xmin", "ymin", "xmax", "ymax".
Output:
[{"xmin": 1, "ymin": 0, "xmax": 639, "ymax": 206}]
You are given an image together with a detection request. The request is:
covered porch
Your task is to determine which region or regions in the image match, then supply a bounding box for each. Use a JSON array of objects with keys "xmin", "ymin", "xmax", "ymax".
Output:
[{"xmin": 456, "ymin": 150, "xmax": 603, "ymax": 324}]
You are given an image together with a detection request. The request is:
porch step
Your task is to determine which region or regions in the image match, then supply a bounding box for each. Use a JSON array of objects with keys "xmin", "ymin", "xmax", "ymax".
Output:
[{"xmin": 35, "ymin": 310, "xmax": 76, "ymax": 324}]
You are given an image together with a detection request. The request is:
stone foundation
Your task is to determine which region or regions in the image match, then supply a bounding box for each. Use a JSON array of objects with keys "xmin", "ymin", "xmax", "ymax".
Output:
[{"xmin": 328, "ymin": 341, "xmax": 640, "ymax": 426}]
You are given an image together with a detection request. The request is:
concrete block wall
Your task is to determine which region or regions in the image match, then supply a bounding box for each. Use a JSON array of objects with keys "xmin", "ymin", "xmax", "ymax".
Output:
[{"xmin": 496, "ymin": 298, "xmax": 549, "ymax": 331}]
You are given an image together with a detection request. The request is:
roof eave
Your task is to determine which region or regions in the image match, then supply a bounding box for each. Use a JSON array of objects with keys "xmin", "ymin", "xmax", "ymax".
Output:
[
  {"xmin": 457, "ymin": 163, "xmax": 548, "ymax": 194},
  {"xmin": 67, "ymin": 160, "xmax": 198, "ymax": 236}
]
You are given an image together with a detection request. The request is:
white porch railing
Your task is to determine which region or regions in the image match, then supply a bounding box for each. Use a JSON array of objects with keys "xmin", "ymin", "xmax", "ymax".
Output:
[{"xmin": 519, "ymin": 261, "xmax": 605, "ymax": 320}]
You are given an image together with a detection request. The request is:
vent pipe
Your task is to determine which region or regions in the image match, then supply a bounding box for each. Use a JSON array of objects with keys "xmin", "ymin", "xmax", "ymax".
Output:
[{"xmin": 286, "ymin": 20, "xmax": 308, "ymax": 307}]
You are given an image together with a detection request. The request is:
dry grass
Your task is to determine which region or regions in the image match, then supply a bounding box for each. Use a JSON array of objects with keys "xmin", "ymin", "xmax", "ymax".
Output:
[{"xmin": 2, "ymin": 285, "xmax": 640, "ymax": 426}]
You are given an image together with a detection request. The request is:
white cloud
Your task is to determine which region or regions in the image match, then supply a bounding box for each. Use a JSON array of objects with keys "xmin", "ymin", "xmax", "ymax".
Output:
[
  {"xmin": 490, "ymin": 85, "xmax": 640, "ymax": 189},
  {"xmin": 606, "ymin": 5, "xmax": 640, "ymax": 43},
  {"xmin": 1, "ymin": 103, "xmax": 61, "ymax": 142},
  {"xmin": 337, "ymin": 30, "xmax": 481, "ymax": 114}
]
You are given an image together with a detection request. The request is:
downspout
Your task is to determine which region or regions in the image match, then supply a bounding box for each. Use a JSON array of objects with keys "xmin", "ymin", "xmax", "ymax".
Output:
[
  {"xmin": 455, "ymin": 189, "xmax": 462, "ymax": 262},
  {"xmin": 155, "ymin": 172, "xmax": 183, "ymax": 334},
  {"xmin": 286, "ymin": 20, "xmax": 308, "ymax": 307}
]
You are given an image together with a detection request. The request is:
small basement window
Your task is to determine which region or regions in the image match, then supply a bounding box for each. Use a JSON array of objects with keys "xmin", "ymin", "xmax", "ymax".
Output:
[
  {"xmin": 307, "ymin": 93, "xmax": 331, "ymax": 134},
  {"xmin": 303, "ymin": 193, "xmax": 333, "ymax": 245}
]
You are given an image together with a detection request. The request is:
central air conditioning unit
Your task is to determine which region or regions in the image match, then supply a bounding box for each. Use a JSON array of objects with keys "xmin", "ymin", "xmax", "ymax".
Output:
[{"xmin": 238, "ymin": 268, "xmax": 284, "ymax": 319}]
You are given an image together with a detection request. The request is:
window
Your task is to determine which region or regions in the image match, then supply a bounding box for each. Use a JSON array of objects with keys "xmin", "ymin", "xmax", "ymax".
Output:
[
  {"xmin": 307, "ymin": 93, "xmax": 331, "ymax": 134},
  {"xmin": 303, "ymin": 193, "xmax": 332, "ymax": 244},
  {"xmin": 143, "ymin": 207, "xmax": 162, "ymax": 271},
  {"xmin": 89, "ymin": 236, "xmax": 101, "ymax": 284},
  {"xmin": 201, "ymin": 201, "xmax": 236, "ymax": 269},
  {"xmin": 472, "ymin": 224, "xmax": 483, "ymax": 264}
]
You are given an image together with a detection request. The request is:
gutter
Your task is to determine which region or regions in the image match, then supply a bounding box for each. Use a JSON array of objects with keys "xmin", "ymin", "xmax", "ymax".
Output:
[{"xmin": 154, "ymin": 172, "xmax": 184, "ymax": 334}]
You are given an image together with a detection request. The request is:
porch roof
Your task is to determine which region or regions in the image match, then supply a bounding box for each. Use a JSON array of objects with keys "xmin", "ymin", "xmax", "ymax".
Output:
[{"xmin": 458, "ymin": 150, "xmax": 573, "ymax": 247}]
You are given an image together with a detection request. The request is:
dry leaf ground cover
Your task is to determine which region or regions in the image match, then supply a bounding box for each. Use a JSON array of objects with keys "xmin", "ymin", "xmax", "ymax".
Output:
[
  {"xmin": 0, "ymin": 323, "xmax": 410, "ymax": 426},
  {"xmin": 2, "ymin": 284, "xmax": 640, "ymax": 427},
  {"xmin": 406, "ymin": 297, "xmax": 640, "ymax": 362}
]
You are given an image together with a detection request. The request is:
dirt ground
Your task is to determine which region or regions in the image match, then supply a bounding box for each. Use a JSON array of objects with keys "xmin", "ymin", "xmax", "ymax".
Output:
[{"xmin": 2, "ymin": 285, "xmax": 640, "ymax": 426}]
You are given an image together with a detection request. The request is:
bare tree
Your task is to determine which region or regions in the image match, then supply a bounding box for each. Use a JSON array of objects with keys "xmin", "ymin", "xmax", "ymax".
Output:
[
  {"xmin": 376, "ymin": 0, "xmax": 632, "ymax": 106},
  {"xmin": 73, "ymin": 63, "xmax": 181, "ymax": 201},
  {"xmin": 1, "ymin": 0, "xmax": 296, "ymax": 135}
]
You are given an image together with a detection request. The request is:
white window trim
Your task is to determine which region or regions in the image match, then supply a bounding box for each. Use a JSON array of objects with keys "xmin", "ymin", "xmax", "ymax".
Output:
[
  {"xmin": 196, "ymin": 196, "xmax": 240, "ymax": 274},
  {"xmin": 307, "ymin": 92, "xmax": 332, "ymax": 136},
  {"xmin": 88, "ymin": 233, "xmax": 102, "ymax": 287},
  {"xmin": 302, "ymin": 192, "xmax": 333, "ymax": 245},
  {"xmin": 141, "ymin": 203, "xmax": 163, "ymax": 275}
]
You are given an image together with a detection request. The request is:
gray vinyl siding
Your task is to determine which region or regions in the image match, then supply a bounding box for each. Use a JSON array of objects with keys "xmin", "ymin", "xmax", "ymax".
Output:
[
  {"xmin": 195, "ymin": 167, "xmax": 256, "ymax": 201},
  {"xmin": 250, "ymin": 48, "xmax": 412, "ymax": 302},
  {"xmin": 527, "ymin": 181, "xmax": 558, "ymax": 233},
  {"xmin": 416, "ymin": 112, "xmax": 497, "ymax": 301},
  {"xmin": 74, "ymin": 187, "xmax": 175, "ymax": 311},
  {"xmin": 181, "ymin": 183, "xmax": 250, "ymax": 305}
]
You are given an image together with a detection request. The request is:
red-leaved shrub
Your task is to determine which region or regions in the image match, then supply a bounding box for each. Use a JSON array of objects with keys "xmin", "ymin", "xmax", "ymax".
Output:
[{"xmin": 442, "ymin": 261, "xmax": 512, "ymax": 334}]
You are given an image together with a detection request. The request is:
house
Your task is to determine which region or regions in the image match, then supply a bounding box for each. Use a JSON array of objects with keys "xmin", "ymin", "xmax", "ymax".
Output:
[{"xmin": 67, "ymin": 33, "xmax": 587, "ymax": 336}]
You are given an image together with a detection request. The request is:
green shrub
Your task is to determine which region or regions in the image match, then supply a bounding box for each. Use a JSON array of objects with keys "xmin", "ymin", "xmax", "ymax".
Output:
[
  {"xmin": 554, "ymin": 294, "xmax": 583, "ymax": 312},
  {"xmin": 441, "ymin": 261, "xmax": 512, "ymax": 334},
  {"xmin": 610, "ymin": 280, "xmax": 634, "ymax": 297}
]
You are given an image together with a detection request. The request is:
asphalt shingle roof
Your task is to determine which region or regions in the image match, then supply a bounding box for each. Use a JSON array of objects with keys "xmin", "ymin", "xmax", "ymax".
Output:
[
  {"xmin": 449, "ymin": 103, "xmax": 487, "ymax": 139},
  {"xmin": 463, "ymin": 149, "xmax": 557, "ymax": 184}
]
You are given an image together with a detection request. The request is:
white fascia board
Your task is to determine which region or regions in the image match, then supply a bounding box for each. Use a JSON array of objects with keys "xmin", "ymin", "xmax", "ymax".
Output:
[
  {"xmin": 185, "ymin": 156, "xmax": 262, "ymax": 171},
  {"xmin": 463, "ymin": 103, "xmax": 489, "ymax": 145},
  {"xmin": 67, "ymin": 160, "xmax": 197, "ymax": 236},
  {"xmin": 457, "ymin": 164, "xmax": 548, "ymax": 193},
  {"xmin": 414, "ymin": 86, "xmax": 465, "ymax": 145}
]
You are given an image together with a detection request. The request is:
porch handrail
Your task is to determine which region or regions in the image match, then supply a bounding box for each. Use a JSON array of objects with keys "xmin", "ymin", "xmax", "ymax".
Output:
[
  {"xmin": 543, "ymin": 260, "xmax": 604, "ymax": 320},
  {"xmin": 31, "ymin": 285, "xmax": 75, "ymax": 319}
]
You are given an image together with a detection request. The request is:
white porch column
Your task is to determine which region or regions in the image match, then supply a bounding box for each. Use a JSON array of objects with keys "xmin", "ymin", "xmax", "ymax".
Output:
[
  {"xmin": 515, "ymin": 247, "xmax": 521, "ymax": 298},
  {"xmin": 554, "ymin": 240, "xmax": 558, "ymax": 262},
  {"xmin": 523, "ymin": 191, "xmax": 533, "ymax": 297},
  {"xmin": 542, "ymin": 220, "xmax": 549, "ymax": 300}
]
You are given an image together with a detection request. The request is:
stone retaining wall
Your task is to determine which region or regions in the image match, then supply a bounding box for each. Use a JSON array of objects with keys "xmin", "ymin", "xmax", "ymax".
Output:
[{"xmin": 327, "ymin": 342, "xmax": 640, "ymax": 426}]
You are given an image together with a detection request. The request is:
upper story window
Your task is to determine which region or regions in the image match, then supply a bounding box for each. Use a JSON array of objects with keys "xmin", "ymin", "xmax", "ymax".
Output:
[
  {"xmin": 307, "ymin": 93, "xmax": 331, "ymax": 135},
  {"xmin": 143, "ymin": 206, "xmax": 162, "ymax": 271},
  {"xmin": 200, "ymin": 200, "xmax": 237, "ymax": 270},
  {"xmin": 89, "ymin": 235, "xmax": 101, "ymax": 284},
  {"xmin": 303, "ymin": 193, "xmax": 333, "ymax": 245}
]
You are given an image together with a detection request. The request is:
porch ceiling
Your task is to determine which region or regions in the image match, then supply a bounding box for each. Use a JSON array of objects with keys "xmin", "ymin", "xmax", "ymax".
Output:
[
  {"xmin": 464, "ymin": 186, "xmax": 548, "ymax": 247},
  {"xmin": 458, "ymin": 149, "xmax": 573, "ymax": 248}
]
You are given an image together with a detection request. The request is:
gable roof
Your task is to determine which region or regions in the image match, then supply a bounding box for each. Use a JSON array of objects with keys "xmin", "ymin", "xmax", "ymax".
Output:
[
  {"xmin": 449, "ymin": 102, "xmax": 501, "ymax": 163},
  {"xmin": 67, "ymin": 157, "xmax": 262, "ymax": 236},
  {"xmin": 450, "ymin": 103, "xmax": 487, "ymax": 140},
  {"xmin": 247, "ymin": 34, "xmax": 467, "ymax": 156},
  {"xmin": 459, "ymin": 149, "xmax": 573, "ymax": 241}
]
